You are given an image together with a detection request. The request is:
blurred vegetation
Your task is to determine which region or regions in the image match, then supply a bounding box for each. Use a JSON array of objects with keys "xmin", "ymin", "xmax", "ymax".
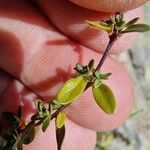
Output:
[{"xmin": 95, "ymin": 3, "xmax": 150, "ymax": 150}]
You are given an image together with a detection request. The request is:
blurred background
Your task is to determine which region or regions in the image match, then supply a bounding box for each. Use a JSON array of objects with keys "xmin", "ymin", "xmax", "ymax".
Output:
[{"xmin": 95, "ymin": 2, "xmax": 150, "ymax": 150}]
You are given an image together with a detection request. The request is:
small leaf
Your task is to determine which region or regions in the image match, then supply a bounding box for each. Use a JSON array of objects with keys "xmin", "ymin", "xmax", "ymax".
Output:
[
  {"xmin": 88, "ymin": 59, "xmax": 94, "ymax": 70},
  {"xmin": 38, "ymin": 111, "xmax": 45, "ymax": 118},
  {"xmin": 94, "ymin": 79, "xmax": 102, "ymax": 88},
  {"xmin": 86, "ymin": 20, "xmax": 112, "ymax": 32},
  {"xmin": 115, "ymin": 13, "xmax": 123, "ymax": 23},
  {"xmin": 48, "ymin": 103, "xmax": 53, "ymax": 112},
  {"xmin": 56, "ymin": 112, "xmax": 67, "ymax": 129},
  {"xmin": 52, "ymin": 100, "xmax": 62, "ymax": 110},
  {"xmin": 17, "ymin": 141, "xmax": 23, "ymax": 150},
  {"xmin": 115, "ymin": 13, "xmax": 125, "ymax": 27},
  {"xmin": 95, "ymin": 71, "xmax": 101, "ymax": 79},
  {"xmin": 76, "ymin": 64, "xmax": 84, "ymax": 71},
  {"xmin": 21, "ymin": 122, "xmax": 36, "ymax": 144},
  {"xmin": 122, "ymin": 24, "xmax": 150, "ymax": 33},
  {"xmin": 31, "ymin": 111, "xmax": 45, "ymax": 121},
  {"xmin": 81, "ymin": 66, "xmax": 89, "ymax": 74},
  {"xmin": 74, "ymin": 63, "xmax": 84, "ymax": 73},
  {"xmin": 92, "ymin": 84, "xmax": 116, "ymax": 114},
  {"xmin": 57, "ymin": 75, "xmax": 87, "ymax": 105},
  {"xmin": 42, "ymin": 116, "xmax": 51, "ymax": 132},
  {"xmin": 11, "ymin": 140, "xmax": 19, "ymax": 150},
  {"xmin": 4, "ymin": 136, "xmax": 17, "ymax": 150},
  {"xmin": 18, "ymin": 106, "xmax": 23, "ymax": 119},
  {"xmin": 99, "ymin": 73, "xmax": 112, "ymax": 80},
  {"xmin": 84, "ymin": 74, "xmax": 95, "ymax": 82},
  {"xmin": 56, "ymin": 125, "xmax": 65, "ymax": 150},
  {"xmin": 125, "ymin": 17, "xmax": 139, "ymax": 27},
  {"xmin": 35, "ymin": 100, "xmax": 46, "ymax": 112},
  {"xmin": 106, "ymin": 18, "xmax": 114, "ymax": 26},
  {"xmin": 44, "ymin": 110, "xmax": 50, "ymax": 116},
  {"xmin": 2, "ymin": 112, "xmax": 17, "ymax": 122}
]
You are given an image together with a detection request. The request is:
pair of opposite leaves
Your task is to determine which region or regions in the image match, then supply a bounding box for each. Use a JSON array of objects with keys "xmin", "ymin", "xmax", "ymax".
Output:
[{"xmin": 57, "ymin": 75, "xmax": 116, "ymax": 114}]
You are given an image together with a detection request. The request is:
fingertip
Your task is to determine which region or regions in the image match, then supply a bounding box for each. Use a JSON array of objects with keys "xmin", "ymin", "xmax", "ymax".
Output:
[
  {"xmin": 23, "ymin": 119, "xmax": 96, "ymax": 150},
  {"xmin": 36, "ymin": 0, "xmax": 143, "ymax": 54},
  {"xmin": 69, "ymin": 0, "xmax": 149, "ymax": 12},
  {"xmin": 65, "ymin": 56, "xmax": 135, "ymax": 131}
]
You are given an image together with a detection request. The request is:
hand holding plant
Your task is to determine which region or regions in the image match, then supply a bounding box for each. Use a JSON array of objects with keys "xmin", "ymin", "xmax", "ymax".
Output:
[{"xmin": 0, "ymin": 0, "xmax": 149, "ymax": 150}]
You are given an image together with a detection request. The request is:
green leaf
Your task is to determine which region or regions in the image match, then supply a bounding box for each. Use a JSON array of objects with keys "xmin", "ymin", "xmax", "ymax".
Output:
[
  {"xmin": 88, "ymin": 59, "xmax": 94, "ymax": 70},
  {"xmin": 38, "ymin": 111, "xmax": 45, "ymax": 118},
  {"xmin": 2, "ymin": 112, "xmax": 21, "ymax": 129},
  {"xmin": 115, "ymin": 13, "xmax": 123, "ymax": 23},
  {"xmin": 94, "ymin": 79, "xmax": 102, "ymax": 88},
  {"xmin": 115, "ymin": 13, "xmax": 125, "ymax": 27},
  {"xmin": 122, "ymin": 24, "xmax": 150, "ymax": 33},
  {"xmin": 56, "ymin": 112, "xmax": 67, "ymax": 129},
  {"xmin": 44, "ymin": 110, "xmax": 50, "ymax": 116},
  {"xmin": 48, "ymin": 103, "xmax": 53, "ymax": 112},
  {"xmin": 81, "ymin": 66, "xmax": 89, "ymax": 74},
  {"xmin": 106, "ymin": 18, "xmax": 114, "ymax": 26},
  {"xmin": 11, "ymin": 140, "xmax": 19, "ymax": 150},
  {"xmin": 21, "ymin": 122, "xmax": 36, "ymax": 144},
  {"xmin": 125, "ymin": 17, "xmax": 139, "ymax": 27},
  {"xmin": 76, "ymin": 64, "xmax": 84, "ymax": 71},
  {"xmin": 31, "ymin": 112, "xmax": 44, "ymax": 121},
  {"xmin": 4, "ymin": 136, "xmax": 17, "ymax": 150},
  {"xmin": 36, "ymin": 100, "xmax": 46, "ymax": 112},
  {"xmin": 57, "ymin": 75, "xmax": 87, "ymax": 105},
  {"xmin": 56, "ymin": 125, "xmax": 65, "ymax": 150},
  {"xmin": 2, "ymin": 112, "xmax": 17, "ymax": 123},
  {"xmin": 52, "ymin": 100, "xmax": 62, "ymax": 110},
  {"xmin": 74, "ymin": 63, "xmax": 84, "ymax": 74},
  {"xmin": 42, "ymin": 116, "xmax": 51, "ymax": 132},
  {"xmin": 99, "ymin": 73, "xmax": 112, "ymax": 80},
  {"xmin": 95, "ymin": 71, "xmax": 112, "ymax": 80},
  {"xmin": 86, "ymin": 20, "xmax": 112, "ymax": 32},
  {"xmin": 84, "ymin": 74, "xmax": 95, "ymax": 82},
  {"xmin": 17, "ymin": 141, "xmax": 23, "ymax": 150},
  {"xmin": 95, "ymin": 71, "xmax": 101, "ymax": 79},
  {"xmin": 92, "ymin": 84, "xmax": 116, "ymax": 114},
  {"xmin": 17, "ymin": 106, "xmax": 23, "ymax": 119}
]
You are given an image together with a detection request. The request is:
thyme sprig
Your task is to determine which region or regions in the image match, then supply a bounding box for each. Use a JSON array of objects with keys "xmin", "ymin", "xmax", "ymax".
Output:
[{"xmin": 0, "ymin": 12, "xmax": 149, "ymax": 150}]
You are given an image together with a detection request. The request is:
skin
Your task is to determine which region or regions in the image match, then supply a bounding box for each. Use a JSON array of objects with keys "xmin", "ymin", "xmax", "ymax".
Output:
[
  {"xmin": 0, "ymin": 0, "xmax": 148, "ymax": 149},
  {"xmin": 69, "ymin": 0, "xmax": 149, "ymax": 12},
  {"xmin": 37, "ymin": 0, "xmax": 143, "ymax": 54}
]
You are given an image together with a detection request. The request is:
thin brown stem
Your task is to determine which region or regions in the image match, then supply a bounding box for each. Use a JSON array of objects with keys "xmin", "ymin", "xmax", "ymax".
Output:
[
  {"xmin": 51, "ymin": 32, "xmax": 118, "ymax": 119},
  {"xmin": 51, "ymin": 104, "xmax": 69, "ymax": 120},
  {"xmin": 94, "ymin": 32, "xmax": 118, "ymax": 72}
]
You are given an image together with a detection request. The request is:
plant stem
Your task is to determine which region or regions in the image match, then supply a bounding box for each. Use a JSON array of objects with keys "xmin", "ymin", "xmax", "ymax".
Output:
[
  {"xmin": 51, "ymin": 104, "xmax": 69, "ymax": 120},
  {"xmin": 51, "ymin": 32, "xmax": 118, "ymax": 119},
  {"xmin": 94, "ymin": 32, "xmax": 118, "ymax": 72}
]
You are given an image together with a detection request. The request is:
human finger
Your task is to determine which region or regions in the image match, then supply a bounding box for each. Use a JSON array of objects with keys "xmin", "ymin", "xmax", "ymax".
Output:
[
  {"xmin": 0, "ymin": 0, "xmax": 134, "ymax": 131},
  {"xmin": 35, "ymin": 0, "xmax": 143, "ymax": 53},
  {"xmin": 0, "ymin": 71, "xmax": 96, "ymax": 150},
  {"xmin": 23, "ymin": 120, "xmax": 96, "ymax": 150},
  {"xmin": 69, "ymin": 0, "xmax": 149, "ymax": 12}
]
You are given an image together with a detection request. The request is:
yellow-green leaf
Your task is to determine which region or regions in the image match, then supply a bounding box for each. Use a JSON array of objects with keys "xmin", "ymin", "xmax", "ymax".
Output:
[
  {"xmin": 56, "ymin": 112, "xmax": 67, "ymax": 129},
  {"xmin": 57, "ymin": 75, "xmax": 87, "ymax": 105},
  {"xmin": 92, "ymin": 84, "xmax": 116, "ymax": 114},
  {"xmin": 86, "ymin": 20, "xmax": 112, "ymax": 32}
]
